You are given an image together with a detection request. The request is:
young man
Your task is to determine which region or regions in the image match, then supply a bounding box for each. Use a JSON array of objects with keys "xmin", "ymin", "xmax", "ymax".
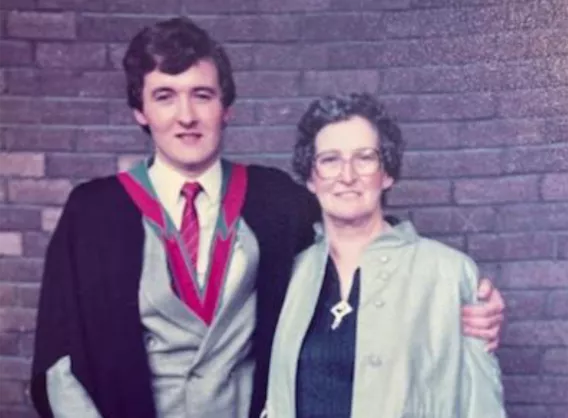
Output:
[{"xmin": 31, "ymin": 17, "xmax": 505, "ymax": 418}]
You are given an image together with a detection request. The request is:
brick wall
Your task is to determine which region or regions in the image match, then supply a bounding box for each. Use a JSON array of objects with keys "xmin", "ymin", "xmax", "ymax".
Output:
[{"xmin": 1, "ymin": 0, "xmax": 567, "ymax": 417}]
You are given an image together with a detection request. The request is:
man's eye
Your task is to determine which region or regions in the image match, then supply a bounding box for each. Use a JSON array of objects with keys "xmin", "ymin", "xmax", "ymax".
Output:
[
  {"xmin": 320, "ymin": 155, "xmax": 340, "ymax": 164},
  {"xmin": 155, "ymin": 94, "xmax": 172, "ymax": 101}
]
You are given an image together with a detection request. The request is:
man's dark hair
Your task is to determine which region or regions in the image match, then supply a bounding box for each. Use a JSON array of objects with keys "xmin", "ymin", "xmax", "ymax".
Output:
[
  {"xmin": 122, "ymin": 17, "xmax": 236, "ymax": 113},
  {"xmin": 293, "ymin": 93, "xmax": 405, "ymax": 184}
]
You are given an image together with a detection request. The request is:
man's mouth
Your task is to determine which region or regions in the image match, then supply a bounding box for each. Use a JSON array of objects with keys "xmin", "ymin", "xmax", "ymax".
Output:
[{"xmin": 176, "ymin": 132, "xmax": 202, "ymax": 141}]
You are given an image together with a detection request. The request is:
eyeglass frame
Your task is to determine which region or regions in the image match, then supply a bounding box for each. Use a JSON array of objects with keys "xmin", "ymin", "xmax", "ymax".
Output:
[{"xmin": 312, "ymin": 147, "xmax": 382, "ymax": 180}]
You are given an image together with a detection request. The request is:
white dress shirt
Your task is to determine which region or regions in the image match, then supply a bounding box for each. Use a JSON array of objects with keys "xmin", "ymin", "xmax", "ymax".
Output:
[{"xmin": 148, "ymin": 155, "xmax": 222, "ymax": 288}]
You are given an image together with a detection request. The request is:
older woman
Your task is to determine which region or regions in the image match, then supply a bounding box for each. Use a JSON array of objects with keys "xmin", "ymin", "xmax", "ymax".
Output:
[{"xmin": 266, "ymin": 93, "xmax": 506, "ymax": 418}]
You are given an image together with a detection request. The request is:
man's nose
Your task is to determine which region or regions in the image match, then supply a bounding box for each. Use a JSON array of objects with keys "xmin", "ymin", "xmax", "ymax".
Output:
[{"xmin": 177, "ymin": 99, "xmax": 197, "ymax": 125}]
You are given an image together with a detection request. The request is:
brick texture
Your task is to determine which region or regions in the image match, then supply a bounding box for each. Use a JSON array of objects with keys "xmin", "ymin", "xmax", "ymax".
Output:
[{"xmin": 0, "ymin": 0, "xmax": 567, "ymax": 416}]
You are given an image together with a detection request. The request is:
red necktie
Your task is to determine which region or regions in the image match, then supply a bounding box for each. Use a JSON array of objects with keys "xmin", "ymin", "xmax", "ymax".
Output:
[{"xmin": 180, "ymin": 182, "xmax": 201, "ymax": 270}]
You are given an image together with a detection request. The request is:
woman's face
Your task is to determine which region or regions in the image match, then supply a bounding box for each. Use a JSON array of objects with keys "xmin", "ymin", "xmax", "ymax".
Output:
[{"xmin": 307, "ymin": 116, "xmax": 394, "ymax": 224}]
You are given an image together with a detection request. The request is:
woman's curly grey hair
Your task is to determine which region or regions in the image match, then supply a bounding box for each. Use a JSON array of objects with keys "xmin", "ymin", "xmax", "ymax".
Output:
[{"xmin": 293, "ymin": 93, "xmax": 405, "ymax": 183}]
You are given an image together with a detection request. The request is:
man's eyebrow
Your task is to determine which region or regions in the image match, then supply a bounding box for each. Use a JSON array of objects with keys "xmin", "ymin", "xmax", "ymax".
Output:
[
  {"xmin": 150, "ymin": 86, "xmax": 175, "ymax": 97},
  {"xmin": 191, "ymin": 86, "xmax": 218, "ymax": 95}
]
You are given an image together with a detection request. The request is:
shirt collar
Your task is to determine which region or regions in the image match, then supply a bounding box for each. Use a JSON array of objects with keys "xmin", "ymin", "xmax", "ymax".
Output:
[{"xmin": 149, "ymin": 155, "xmax": 222, "ymax": 207}]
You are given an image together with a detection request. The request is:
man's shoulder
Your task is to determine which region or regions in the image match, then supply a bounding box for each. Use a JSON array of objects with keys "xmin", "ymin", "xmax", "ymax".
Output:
[{"xmin": 64, "ymin": 174, "xmax": 138, "ymax": 219}]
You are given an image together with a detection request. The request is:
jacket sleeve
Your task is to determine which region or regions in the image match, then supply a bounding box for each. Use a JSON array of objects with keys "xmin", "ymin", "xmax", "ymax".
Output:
[
  {"xmin": 459, "ymin": 258, "xmax": 507, "ymax": 418},
  {"xmin": 46, "ymin": 356, "xmax": 102, "ymax": 417},
  {"xmin": 30, "ymin": 187, "xmax": 100, "ymax": 417}
]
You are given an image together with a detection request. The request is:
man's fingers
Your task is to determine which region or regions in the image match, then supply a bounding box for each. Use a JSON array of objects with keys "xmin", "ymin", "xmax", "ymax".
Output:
[
  {"xmin": 462, "ymin": 312, "xmax": 504, "ymax": 330},
  {"xmin": 477, "ymin": 277, "xmax": 493, "ymax": 300}
]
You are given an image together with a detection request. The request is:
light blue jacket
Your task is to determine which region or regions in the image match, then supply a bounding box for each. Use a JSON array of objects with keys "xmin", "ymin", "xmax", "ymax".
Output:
[{"xmin": 266, "ymin": 221, "xmax": 506, "ymax": 418}]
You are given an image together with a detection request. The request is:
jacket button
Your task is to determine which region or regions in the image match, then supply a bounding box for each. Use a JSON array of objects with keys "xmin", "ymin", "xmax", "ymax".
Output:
[
  {"xmin": 374, "ymin": 299, "xmax": 385, "ymax": 308},
  {"xmin": 145, "ymin": 335, "xmax": 157, "ymax": 348},
  {"xmin": 368, "ymin": 355, "xmax": 382, "ymax": 367},
  {"xmin": 379, "ymin": 255, "xmax": 390, "ymax": 263}
]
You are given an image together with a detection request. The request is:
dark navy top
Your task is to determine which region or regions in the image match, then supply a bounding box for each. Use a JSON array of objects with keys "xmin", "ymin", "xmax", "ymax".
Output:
[{"xmin": 296, "ymin": 258, "xmax": 361, "ymax": 418}]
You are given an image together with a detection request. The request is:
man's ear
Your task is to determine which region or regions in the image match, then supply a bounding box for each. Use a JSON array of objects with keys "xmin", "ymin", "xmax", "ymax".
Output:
[
  {"xmin": 133, "ymin": 108, "xmax": 148, "ymax": 126},
  {"xmin": 381, "ymin": 174, "xmax": 394, "ymax": 191}
]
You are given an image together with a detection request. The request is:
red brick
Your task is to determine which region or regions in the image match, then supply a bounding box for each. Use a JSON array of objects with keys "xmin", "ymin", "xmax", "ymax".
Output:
[
  {"xmin": 40, "ymin": 100, "xmax": 108, "ymax": 125},
  {"xmin": 19, "ymin": 333, "xmax": 35, "ymax": 357},
  {"xmin": 0, "ymin": 41, "xmax": 33, "ymax": 66},
  {"xmin": 0, "ymin": 233, "xmax": 23, "ymax": 256},
  {"xmin": 0, "ymin": 153, "xmax": 44, "ymax": 178},
  {"xmin": 547, "ymin": 291, "xmax": 568, "ymax": 319},
  {"xmin": 496, "ymin": 203, "xmax": 568, "ymax": 232},
  {"xmin": 468, "ymin": 232, "xmax": 554, "ymax": 261},
  {"xmin": 0, "ymin": 183, "xmax": 6, "ymax": 203},
  {"xmin": 253, "ymin": 44, "xmax": 329, "ymax": 70},
  {"xmin": 328, "ymin": 41, "xmax": 416, "ymax": 69},
  {"xmin": 301, "ymin": 13, "xmax": 368, "ymax": 41},
  {"xmin": 41, "ymin": 208, "xmax": 62, "ymax": 233},
  {"xmin": 22, "ymin": 232, "xmax": 50, "ymax": 258},
  {"xmin": 108, "ymin": 43, "xmax": 127, "ymax": 70},
  {"xmin": 0, "ymin": 284, "xmax": 17, "ymax": 307},
  {"xmin": 550, "ymin": 406, "xmax": 568, "ymax": 418},
  {"xmin": 302, "ymin": 70, "xmax": 379, "ymax": 95},
  {"xmin": 403, "ymin": 149, "xmax": 501, "ymax": 178},
  {"xmin": 196, "ymin": 15, "xmax": 301, "ymax": 42},
  {"xmin": 38, "ymin": 69, "xmax": 80, "ymax": 96},
  {"xmin": 18, "ymin": 284, "xmax": 40, "ymax": 308},
  {"xmin": 78, "ymin": 15, "xmax": 156, "ymax": 42},
  {"xmin": 502, "ymin": 290, "xmax": 547, "ymax": 319},
  {"xmin": 457, "ymin": 119, "xmax": 544, "ymax": 148},
  {"xmin": 454, "ymin": 175, "xmax": 539, "ymax": 204},
  {"xmin": 0, "ymin": 99, "xmax": 42, "ymax": 124},
  {"xmin": 3, "ymin": 128, "xmax": 75, "ymax": 152},
  {"xmin": 223, "ymin": 127, "xmax": 295, "ymax": 154},
  {"xmin": 502, "ymin": 320, "xmax": 568, "ymax": 346},
  {"xmin": 400, "ymin": 123, "xmax": 461, "ymax": 150},
  {"xmin": 0, "ymin": 333, "xmax": 19, "ymax": 356},
  {"xmin": 46, "ymin": 153, "xmax": 116, "ymax": 178},
  {"xmin": 0, "ymin": 259, "xmax": 43, "ymax": 283},
  {"xmin": 384, "ymin": 93, "xmax": 496, "ymax": 122},
  {"xmin": 106, "ymin": 0, "xmax": 181, "ymax": 13},
  {"xmin": 498, "ymin": 87, "xmax": 568, "ymax": 118},
  {"xmin": 8, "ymin": 179, "xmax": 72, "ymax": 205},
  {"xmin": 109, "ymin": 101, "xmax": 136, "ymax": 126},
  {"xmin": 256, "ymin": 99, "xmax": 312, "ymax": 126},
  {"xmin": 3, "ymin": 69, "xmax": 40, "ymax": 96},
  {"xmin": 0, "ymin": 380, "xmax": 25, "ymax": 404},
  {"xmin": 506, "ymin": 375, "xmax": 568, "ymax": 404},
  {"xmin": 7, "ymin": 11, "xmax": 75, "ymax": 40},
  {"xmin": 0, "ymin": 0, "xmax": 35, "ymax": 9},
  {"xmin": 228, "ymin": 101, "xmax": 256, "ymax": 126},
  {"xmin": 183, "ymin": 0, "xmax": 257, "ymax": 13},
  {"xmin": 76, "ymin": 129, "xmax": 147, "ymax": 153},
  {"xmin": 501, "ymin": 261, "xmax": 568, "ymax": 289},
  {"xmin": 412, "ymin": 206, "xmax": 495, "ymax": 233},
  {"xmin": 0, "ymin": 357, "xmax": 32, "ymax": 379},
  {"xmin": 427, "ymin": 234, "xmax": 465, "ymax": 252},
  {"xmin": 506, "ymin": 406, "xmax": 549, "ymax": 418},
  {"xmin": 259, "ymin": 0, "xmax": 329, "ymax": 11},
  {"xmin": 496, "ymin": 347, "xmax": 541, "ymax": 374},
  {"xmin": 78, "ymin": 71, "xmax": 125, "ymax": 99},
  {"xmin": 234, "ymin": 71, "xmax": 300, "ymax": 98},
  {"xmin": 543, "ymin": 174, "xmax": 568, "ymax": 201},
  {"xmin": 0, "ymin": 309, "xmax": 36, "ymax": 334},
  {"xmin": 37, "ymin": 0, "xmax": 105, "ymax": 11},
  {"xmin": 387, "ymin": 180, "xmax": 451, "ymax": 206},
  {"xmin": 36, "ymin": 43, "xmax": 106, "ymax": 69},
  {"xmin": 503, "ymin": 144, "xmax": 568, "ymax": 173},
  {"xmin": 543, "ymin": 348, "xmax": 568, "ymax": 374},
  {"xmin": 331, "ymin": 0, "xmax": 410, "ymax": 10},
  {"xmin": 231, "ymin": 155, "xmax": 293, "ymax": 175},
  {"xmin": 0, "ymin": 405, "xmax": 41, "ymax": 418},
  {"xmin": 224, "ymin": 44, "xmax": 254, "ymax": 71}
]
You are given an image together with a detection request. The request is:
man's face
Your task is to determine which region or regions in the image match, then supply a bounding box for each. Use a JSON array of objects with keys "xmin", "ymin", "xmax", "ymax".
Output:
[{"xmin": 133, "ymin": 58, "xmax": 229, "ymax": 178}]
